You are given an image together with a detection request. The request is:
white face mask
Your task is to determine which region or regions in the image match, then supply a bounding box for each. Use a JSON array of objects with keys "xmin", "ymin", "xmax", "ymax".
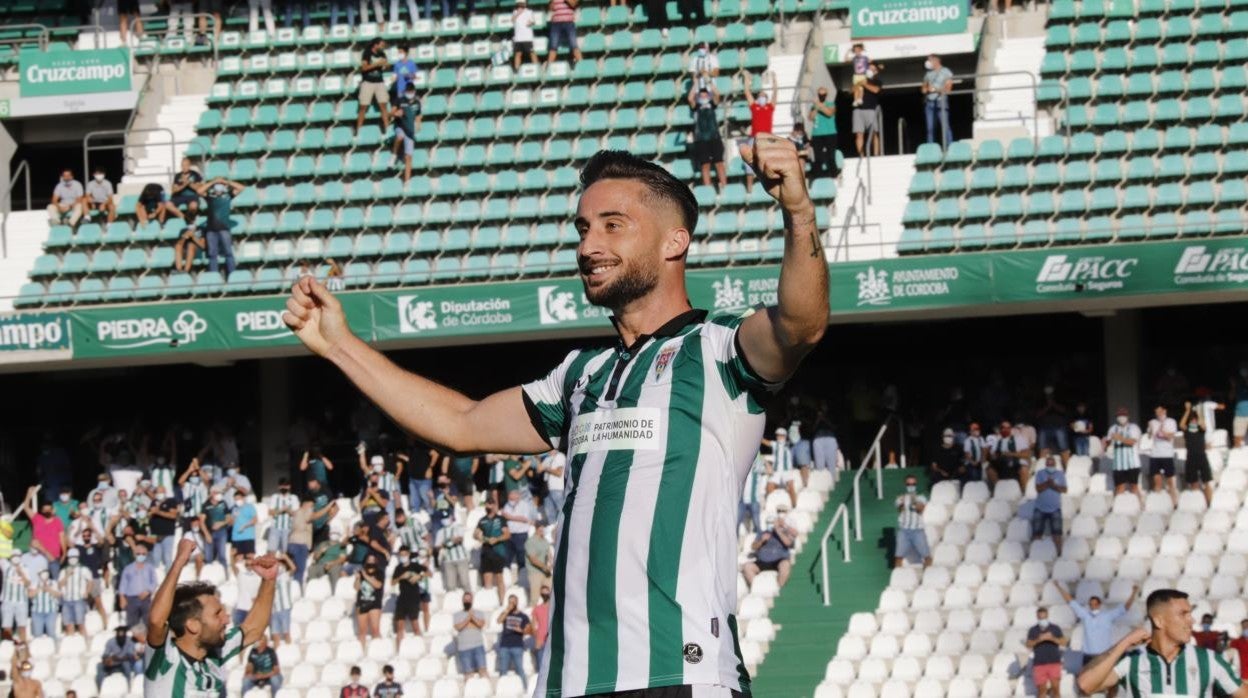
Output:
[
  {"xmin": 1038, "ymin": 619, "xmax": 1049, "ymax": 628},
  {"xmin": 941, "ymin": 436, "xmax": 954, "ymax": 446},
  {"xmin": 757, "ymin": 95, "xmax": 768, "ymax": 106},
  {"xmin": 94, "ymin": 174, "xmax": 105, "ymax": 181},
  {"xmin": 1117, "ymin": 416, "xmax": 1129, "ymax": 425},
  {"xmin": 924, "ymin": 60, "xmax": 934, "ymax": 70},
  {"xmin": 905, "ymin": 485, "xmax": 917, "ymax": 494},
  {"xmin": 59, "ymin": 494, "xmax": 70, "ymax": 502}
]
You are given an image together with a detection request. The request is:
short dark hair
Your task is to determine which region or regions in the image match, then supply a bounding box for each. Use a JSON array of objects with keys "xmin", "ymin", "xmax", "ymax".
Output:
[
  {"xmin": 580, "ymin": 150, "xmax": 699, "ymax": 234},
  {"xmin": 384, "ymin": 664, "xmax": 394, "ymax": 674},
  {"xmin": 168, "ymin": 582, "xmax": 218, "ymax": 636},
  {"xmin": 350, "ymin": 665, "xmax": 362, "ymax": 675},
  {"xmin": 278, "ymin": 477, "xmax": 290, "ymax": 486},
  {"xmin": 1145, "ymin": 588, "xmax": 1189, "ymax": 622}
]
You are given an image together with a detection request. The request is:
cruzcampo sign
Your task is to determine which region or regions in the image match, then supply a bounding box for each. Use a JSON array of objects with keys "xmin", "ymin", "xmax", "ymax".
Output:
[
  {"xmin": 19, "ymin": 47, "xmax": 131, "ymax": 98},
  {"xmin": 850, "ymin": 0, "xmax": 968, "ymax": 38}
]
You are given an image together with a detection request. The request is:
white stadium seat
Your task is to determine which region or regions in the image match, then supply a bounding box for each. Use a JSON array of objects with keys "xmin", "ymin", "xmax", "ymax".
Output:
[
  {"xmin": 835, "ymin": 636, "xmax": 867, "ymax": 662},
  {"xmin": 924, "ymin": 655, "xmax": 956, "ymax": 681},
  {"xmin": 892, "ymin": 656, "xmax": 923, "ymax": 682},
  {"xmin": 868, "ymin": 634, "xmax": 899, "ymax": 659},
  {"xmin": 824, "ymin": 658, "xmax": 856, "ymax": 685},
  {"xmin": 901, "ymin": 632, "xmax": 933, "ymax": 659},
  {"xmin": 814, "ymin": 682, "xmax": 845, "ymax": 698},
  {"xmin": 946, "ymin": 608, "xmax": 976, "ymax": 634},
  {"xmin": 880, "ymin": 679, "xmax": 911, "ymax": 698},
  {"xmin": 858, "ymin": 657, "xmax": 890, "ymax": 683},
  {"xmin": 880, "ymin": 611, "xmax": 912, "ymax": 635},
  {"xmin": 846, "ymin": 681, "xmax": 877, "ymax": 698},
  {"xmin": 847, "ymin": 612, "xmax": 879, "ymax": 637},
  {"xmin": 964, "ymin": 542, "xmax": 995, "ymax": 566}
]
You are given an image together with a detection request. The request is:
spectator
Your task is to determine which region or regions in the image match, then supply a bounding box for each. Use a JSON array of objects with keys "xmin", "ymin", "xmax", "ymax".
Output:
[
  {"xmin": 989, "ymin": 420, "xmax": 1031, "ymax": 491},
  {"xmin": 58, "ymin": 549, "xmax": 93, "ymax": 636},
  {"xmin": 307, "ymin": 532, "xmax": 348, "ymax": 592},
  {"xmin": 531, "ymin": 584, "xmax": 550, "ymax": 666},
  {"xmin": 524, "ymin": 519, "xmax": 552, "ymax": 601},
  {"xmin": 1147, "ymin": 405, "xmax": 1179, "ymax": 504},
  {"xmin": 326, "ymin": 257, "xmax": 346, "ymax": 291},
  {"xmin": 496, "ymin": 594, "xmax": 531, "ymax": 687},
  {"xmin": 339, "ymin": 666, "xmax": 369, "ymax": 698},
  {"xmin": 269, "ymin": 555, "xmax": 295, "ymax": 645},
  {"xmin": 474, "ymin": 498, "xmax": 510, "ymax": 605},
  {"xmin": 408, "ymin": 449, "xmax": 437, "ymax": 518},
  {"xmin": 1181, "ymin": 401, "xmax": 1213, "ymax": 505},
  {"xmin": 921, "ymin": 54, "xmax": 954, "ymax": 148},
  {"xmin": 391, "ymin": 45, "xmax": 420, "ymax": 97},
  {"xmin": 199, "ymin": 488, "xmax": 232, "ymax": 571},
  {"xmin": 196, "ymin": 0, "xmax": 224, "ymax": 43},
  {"xmin": 743, "ymin": 70, "xmax": 777, "ymax": 191},
  {"xmin": 355, "ymin": 557, "xmax": 384, "ymax": 640},
  {"xmin": 812, "ymin": 409, "xmax": 839, "ymax": 471},
  {"xmin": 765, "ymin": 428, "xmax": 799, "ymax": 508},
  {"xmin": 389, "ymin": 0, "xmax": 419, "ymax": 23},
  {"xmin": 267, "ymin": 477, "xmax": 299, "ymax": 556},
  {"xmin": 375, "ymin": 664, "xmax": 403, "ymax": 697},
  {"xmin": 1193, "ymin": 613, "xmax": 1223, "ymax": 650},
  {"xmin": 170, "ymin": 157, "xmax": 203, "ymax": 222},
  {"xmin": 392, "ymin": 546, "xmax": 431, "ymax": 646},
  {"xmin": 21, "ymin": 487, "xmax": 67, "ymax": 579},
  {"xmin": 249, "ymin": 0, "xmax": 276, "ymax": 34},
  {"xmin": 95, "ymin": 626, "xmax": 143, "ymax": 687},
  {"xmin": 395, "ymin": 508, "xmax": 428, "ymax": 557},
  {"xmin": 234, "ymin": 552, "xmax": 261, "ymax": 626},
  {"xmin": 117, "ymin": 544, "xmax": 156, "ymax": 631},
  {"xmin": 1070, "ymin": 402, "xmax": 1094, "ymax": 457},
  {"xmin": 1227, "ymin": 619, "xmax": 1248, "ymax": 681},
  {"xmin": 676, "ymin": 0, "xmax": 705, "ymax": 26},
  {"xmin": 288, "ymin": 499, "xmax": 314, "ymax": 584},
  {"xmin": 1106, "ymin": 407, "xmax": 1143, "ymax": 499},
  {"xmin": 852, "ymin": 62, "xmax": 882, "ymax": 157},
  {"xmin": 1194, "ymin": 386, "xmax": 1223, "ymax": 442},
  {"xmin": 787, "ymin": 122, "xmax": 814, "ymax": 169},
  {"xmin": 29, "ymin": 571, "xmax": 58, "ymax": 639},
  {"xmin": 1036, "ymin": 385, "xmax": 1070, "ymax": 461},
  {"xmin": 846, "ymin": 43, "xmax": 869, "ymax": 107},
  {"xmin": 46, "ymin": 169, "xmax": 85, "ymax": 227},
  {"xmin": 83, "ymin": 168, "xmax": 117, "ymax": 224},
  {"xmin": 742, "ymin": 506, "xmax": 796, "ymax": 588},
  {"xmin": 167, "ymin": 1, "xmax": 195, "ymax": 40},
  {"xmin": 1033, "ymin": 455, "xmax": 1067, "ymax": 555},
  {"xmin": 689, "ymin": 41, "xmax": 719, "ymax": 92},
  {"xmin": 390, "ymin": 82, "xmax": 422, "ymax": 184},
  {"xmin": 642, "ymin": 0, "xmax": 672, "ymax": 31},
  {"xmin": 893, "ymin": 475, "xmax": 931, "ymax": 568},
  {"xmin": 446, "ymin": 454, "xmax": 478, "ymax": 513},
  {"xmin": 75, "ymin": 529, "xmax": 110, "ymax": 624},
  {"xmin": 307, "ymin": 478, "xmax": 338, "ymax": 548},
  {"xmin": 357, "ymin": 38, "xmax": 392, "ymax": 132},
  {"xmin": 453, "ymin": 592, "xmax": 488, "ymax": 678},
  {"xmin": 281, "ymin": 0, "xmax": 311, "ymax": 28},
  {"xmin": 148, "ymin": 487, "xmax": 179, "ymax": 568},
  {"xmin": 137, "ymin": 183, "xmax": 184, "ymax": 229},
  {"xmin": 512, "ymin": 0, "xmax": 538, "ymax": 68},
  {"xmin": 929, "ymin": 428, "xmax": 963, "ymax": 486},
  {"xmin": 51, "ymin": 486, "xmax": 77, "ymax": 528},
  {"xmin": 739, "ymin": 455, "xmax": 764, "ymax": 534},
  {"xmin": 118, "ymin": 0, "xmax": 143, "ymax": 45},
  {"xmin": 242, "ymin": 633, "xmax": 282, "ymax": 694},
  {"xmin": 809, "ymin": 87, "xmax": 840, "ymax": 179},
  {"xmin": 231, "ymin": 491, "xmax": 258, "ymax": 566},
  {"xmin": 300, "ymin": 445, "xmax": 335, "ymax": 493},
  {"xmin": 545, "ymin": 0, "xmax": 580, "ymax": 66},
  {"xmin": 0, "ymin": 557, "xmax": 30, "ymax": 641},
  {"xmin": 357, "ymin": 464, "xmax": 390, "ymax": 525},
  {"xmin": 501, "ymin": 489, "xmax": 536, "ymax": 589},
  {"xmin": 191, "ymin": 177, "xmax": 245, "ymax": 280},
  {"xmin": 688, "ymin": 84, "xmax": 727, "ymax": 190},
  {"xmin": 1026, "ymin": 608, "xmax": 1067, "ymax": 698},
  {"xmin": 1055, "ymin": 581, "xmax": 1136, "ymax": 689}
]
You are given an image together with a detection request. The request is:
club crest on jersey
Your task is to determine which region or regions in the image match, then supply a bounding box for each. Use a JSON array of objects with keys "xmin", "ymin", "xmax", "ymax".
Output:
[
  {"xmin": 654, "ymin": 347, "xmax": 677, "ymax": 379},
  {"xmin": 683, "ymin": 643, "xmax": 703, "ymax": 664}
]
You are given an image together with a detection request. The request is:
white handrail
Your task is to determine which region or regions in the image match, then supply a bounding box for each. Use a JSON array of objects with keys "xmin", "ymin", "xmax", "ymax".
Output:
[
  {"xmin": 820, "ymin": 503, "xmax": 851, "ymax": 606},
  {"xmin": 852, "ymin": 422, "xmax": 889, "ymax": 542}
]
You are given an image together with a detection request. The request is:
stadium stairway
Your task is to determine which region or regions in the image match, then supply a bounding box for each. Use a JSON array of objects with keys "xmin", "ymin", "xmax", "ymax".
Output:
[
  {"xmin": 827, "ymin": 155, "xmax": 915, "ymax": 261},
  {"xmin": 0, "ymin": 211, "xmax": 51, "ymax": 311},
  {"xmin": 124, "ymin": 93, "xmax": 212, "ymax": 189},
  {"xmin": 751, "ymin": 468, "xmax": 920, "ymax": 698}
]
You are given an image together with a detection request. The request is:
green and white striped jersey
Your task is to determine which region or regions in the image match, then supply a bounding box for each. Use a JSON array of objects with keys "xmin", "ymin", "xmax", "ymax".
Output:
[
  {"xmin": 274, "ymin": 569, "xmax": 293, "ymax": 612},
  {"xmin": 1108, "ymin": 424, "xmax": 1143, "ymax": 471},
  {"xmin": 523, "ymin": 309, "xmax": 776, "ymax": 697},
  {"xmin": 60, "ymin": 565, "xmax": 94, "ymax": 602},
  {"xmin": 435, "ymin": 523, "xmax": 468, "ymax": 563},
  {"xmin": 144, "ymin": 625, "xmax": 248, "ymax": 697},
  {"xmin": 1114, "ymin": 645, "xmax": 1242, "ymax": 696},
  {"xmin": 1, "ymin": 560, "xmax": 29, "ymax": 604},
  {"xmin": 31, "ymin": 583, "xmax": 58, "ymax": 614},
  {"xmin": 266, "ymin": 493, "xmax": 300, "ymax": 531},
  {"xmin": 398, "ymin": 517, "xmax": 428, "ymax": 552}
]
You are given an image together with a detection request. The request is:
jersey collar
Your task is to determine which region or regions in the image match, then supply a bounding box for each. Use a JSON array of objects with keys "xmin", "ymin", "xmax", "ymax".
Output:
[{"xmin": 611, "ymin": 308, "xmax": 706, "ymax": 353}]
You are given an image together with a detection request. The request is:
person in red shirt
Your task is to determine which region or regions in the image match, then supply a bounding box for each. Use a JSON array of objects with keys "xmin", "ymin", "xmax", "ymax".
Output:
[
  {"xmin": 1193, "ymin": 613, "xmax": 1225, "ymax": 651},
  {"xmin": 340, "ymin": 665, "xmax": 369, "ymax": 698},
  {"xmin": 1229, "ymin": 619, "xmax": 1248, "ymax": 679},
  {"xmin": 531, "ymin": 584, "xmax": 551, "ymax": 667},
  {"xmin": 743, "ymin": 70, "xmax": 777, "ymax": 191}
]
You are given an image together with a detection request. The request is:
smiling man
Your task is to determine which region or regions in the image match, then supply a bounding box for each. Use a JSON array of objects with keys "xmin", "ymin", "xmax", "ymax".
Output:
[{"xmin": 282, "ymin": 141, "xmax": 829, "ymax": 697}]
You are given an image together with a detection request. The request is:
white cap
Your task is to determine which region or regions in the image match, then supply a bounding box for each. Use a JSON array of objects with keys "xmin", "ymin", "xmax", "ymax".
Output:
[
  {"xmin": 67, "ymin": 548, "xmax": 80, "ymax": 558},
  {"xmin": 775, "ymin": 428, "xmax": 788, "ymax": 437},
  {"xmin": 370, "ymin": 455, "xmax": 384, "ymax": 466}
]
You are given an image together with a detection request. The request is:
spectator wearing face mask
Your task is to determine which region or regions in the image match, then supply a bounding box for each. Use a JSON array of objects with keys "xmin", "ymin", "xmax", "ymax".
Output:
[
  {"xmin": 357, "ymin": 465, "xmax": 390, "ymax": 526},
  {"xmin": 453, "ymin": 592, "xmax": 489, "ymax": 678},
  {"xmin": 392, "ymin": 546, "xmax": 431, "ymax": 648},
  {"xmin": 51, "ymin": 486, "xmax": 78, "ymax": 528},
  {"xmin": 893, "ymin": 475, "xmax": 931, "ymax": 568},
  {"xmin": 852, "ymin": 62, "xmax": 883, "ymax": 157},
  {"xmin": 269, "ymin": 555, "xmax": 296, "ymax": 646},
  {"xmin": 0, "ymin": 556, "xmax": 31, "ymax": 641},
  {"xmin": 1181, "ymin": 400, "xmax": 1213, "ymax": 505},
  {"xmin": 83, "ymin": 169, "xmax": 117, "ymax": 224},
  {"xmin": 532, "ymin": 584, "xmax": 551, "ymax": 665},
  {"xmin": 809, "ymin": 87, "xmax": 839, "ymax": 179},
  {"xmin": 288, "ymin": 500, "xmax": 314, "ymax": 584},
  {"xmin": 930, "ymin": 428, "xmax": 963, "ymax": 486},
  {"xmin": 355, "ymin": 556, "xmax": 384, "ymax": 641},
  {"xmin": 962, "ymin": 422, "xmax": 988, "ymax": 481},
  {"xmin": 921, "ymin": 54, "xmax": 954, "ymax": 148},
  {"xmin": 989, "ymin": 421, "xmax": 1031, "ymax": 491},
  {"xmin": 742, "ymin": 506, "xmax": 796, "ymax": 588},
  {"xmin": 688, "ymin": 83, "xmax": 727, "ymax": 190},
  {"xmin": 1055, "ymin": 581, "xmax": 1137, "ymax": 683},
  {"xmin": 243, "ymin": 633, "xmax": 282, "ymax": 694},
  {"xmin": 74, "ymin": 529, "xmax": 109, "ymax": 624},
  {"xmin": 29, "ymin": 569, "xmax": 59, "ymax": 638},
  {"xmin": 688, "ymin": 41, "xmax": 719, "ymax": 92},
  {"xmin": 340, "ymin": 665, "xmax": 369, "ymax": 698},
  {"xmin": 1106, "ymin": 407, "xmax": 1143, "ymax": 499},
  {"xmin": 357, "ymin": 38, "xmax": 392, "ymax": 132},
  {"xmin": 1069, "ymin": 402, "xmax": 1094, "ymax": 457},
  {"xmin": 436, "ymin": 509, "xmax": 470, "ymax": 592},
  {"xmin": 189, "ymin": 177, "xmax": 245, "ymax": 280},
  {"xmin": 391, "ymin": 45, "xmax": 420, "ymax": 96},
  {"xmin": 96, "ymin": 626, "xmax": 143, "ymax": 687},
  {"xmin": 1032, "ymin": 455, "xmax": 1067, "ymax": 555},
  {"xmin": 475, "ymin": 499, "xmax": 510, "ymax": 606},
  {"xmin": 743, "ymin": 70, "xmax": 778, "ymax": 191},
  {"xmin": 266, "ymin": 478, "xmax": 299, "ymax": 556},
  {"xmin": 231, "ymin": 492, "xmax": 258, "ymax": 569},
  {"xmin": 764, "ymin": 428, "xmax": 799, "ymax": 508},
  {"xmin": 199, "ymin": 488, "xmax": 232, "ymax": 571},
  {"xmin": 306, "ymin": 478, "xmax": 338, "ymax": 548},
  {"xmin": 148, "ymin": 486, "xmax": 180, "ymax": 568},
  {"xmin": 1147, "ymin": 405, "xmax": 1180, "ymax": 505},
  {"xmin": 47, "ymin": 169, "xmax": 85, "ymax": 227},
  {"xmin": 1025, "ymin": 607, "xmax": 1066, "ymax": 698},
  {"xmin": 59, "ymin": 549, "xmax": 93, "ymax": 636},
  {"xmin": 1193, "ymin": 613, "xmax": 1225, "ymax": 651},
  {"xmin": 117, "ymin": 543, "xmax": 157, "ymax": 627},
  {"xmin": 1227, "ymin": 620, "xmax": 1248, "ymax": 680}
]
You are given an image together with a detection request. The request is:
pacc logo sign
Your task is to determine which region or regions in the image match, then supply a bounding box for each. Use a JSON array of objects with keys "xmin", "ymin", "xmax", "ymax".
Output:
[
  {"xmin": 1173, "ymin": 246, "xmax": 1248, "ymax": 285},
  {"xmin": 1035, "ymin": 255, "xmax": 1138, "ymax": 293}
]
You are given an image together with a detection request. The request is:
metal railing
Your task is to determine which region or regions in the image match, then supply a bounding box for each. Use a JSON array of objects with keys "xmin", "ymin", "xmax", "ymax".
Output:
[
  {"xmin": 1, "ymin": 160, "xmax": 32, "ymax": 258},
  {"xmin": 83, "ymin": 128, "xmax": 180, "ymax": 188},
  {"xmin": 818, "ymin": 503, "xmax": 850, "ymax": 605},
  {"xmin": 0, "ymin": 24, "xmax": 50, "ymax": 52},
  {"xmin": 885, "ymin": 70, "xmax": 1042, "ymax": 148},
  {"xmin": 54, "ymin": 23, "xmax": 105, "ymax": 49},
  {"xmin": 129, "ymin": 13, "xmax": 221, "ymax": 66}
]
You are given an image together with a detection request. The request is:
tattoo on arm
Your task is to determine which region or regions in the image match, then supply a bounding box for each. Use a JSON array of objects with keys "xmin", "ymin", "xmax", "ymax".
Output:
[{"xmin": 809, "ymin": 229, "xmax": 824, "ymax": 258}]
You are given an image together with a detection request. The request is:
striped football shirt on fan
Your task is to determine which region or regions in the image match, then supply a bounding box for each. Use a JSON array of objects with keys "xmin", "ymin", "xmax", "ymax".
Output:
[
  {"xmin": 398, "ymin": 518, "xmax": 427, "ymax": 551},
  {"xmin": 266, "ymin": 493, "xmax": 299, "ymax": 531},
  {"xmin": 895, "ymin": 494, "xmax": 926, "ymax": 530},
  {"xmin": 274, "ymin": 569, "xmax": 292, "ymax": 612},
  {"xmin": 435, "ymin": 523, "xmax": 468, "ymax": 563},
  {"xmin": 772, "ymin": 442, "xmax": 793, "ymax": 472},
  {"xmin": 1108, "ymin": 423, "xmax": 1142, "ymax": 471},
  {"xmin": 1, "ymin": 561, "xmax": 29, "ymax": 604},
  {"xmin": 60, "ymin": 565, "xmax": 94, "ymax": 602},
  {"xmin": 1114, "ymin": 645, "xmax": 1241, "ymax": 696},
  {"xmin": 31, "ymin": 584, "xmax": 58, "ymax": 614},
  {"xmin": 145, "ymin": 625, "xmax": 248, "ymax": 697},
  {"xmin": 523, "ymin": 310, "xmax": 777, "ymax": 697},
  {"xmin": 740, "ymin": 456, "xmax": 764, "ymax": 506},
  {"xmin": 182, "ymin": 483, "xmax": 208, "ymax": 518}
]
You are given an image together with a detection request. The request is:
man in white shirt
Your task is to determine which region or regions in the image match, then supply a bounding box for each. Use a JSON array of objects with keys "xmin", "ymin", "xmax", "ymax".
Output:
[
  {"xmin": 511, "ymin": 0, "xmax": 537, "ymax": 69},
  {"xmin": 1147, "ymin": 405, "xmax": 1179, "ymax": 504},
  {"xmin": 989, "ymin": 421, "xmax": 1032, "ymax": 491},
  {"xmin": 962, "ymin": 422, "xmax": 988, "ymax": 482},
  {"xmin": 537, "ymin": 449, "xmax": 565, "ymax": 524},
  {"xmin": 688, "ymin": 41, "xmax": 719, "ymax": 92}
]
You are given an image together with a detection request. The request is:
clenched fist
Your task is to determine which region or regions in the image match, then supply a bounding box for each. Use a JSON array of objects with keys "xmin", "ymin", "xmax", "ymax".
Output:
[
  {"xmin": 283, "ymin": 276, "xmax": 357, "ymax": 358},
  {"xmin": 739, "ymin": 135, "xmax": 813, "ymax": 214}
]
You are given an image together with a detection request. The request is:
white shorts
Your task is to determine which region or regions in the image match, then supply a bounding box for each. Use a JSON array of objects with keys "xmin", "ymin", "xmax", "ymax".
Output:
[
  {"xmin": 2, "ymin": 601, "xmax": 29, "ymax": 629},
  {"xmin": 768, "ymin": 471, "xmax": 796, "ymax": 486},
  {"xmin": 1234, "ymin": 416, "xmax": 1248, "ymax": 439}
]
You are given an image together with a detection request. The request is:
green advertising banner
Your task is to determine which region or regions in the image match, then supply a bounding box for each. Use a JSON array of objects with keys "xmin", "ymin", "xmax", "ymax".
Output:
[
  {"xmin": 19, "ymin": 47, "xmax": 132, "ymax": 98},
  {"xmin": 46, "ymin": 237, "xmax": 1248, "ymax": 363},
  {"xmin": 0, "ymin": 312, "xmax": 71, "ymax": 352},
  {"xmin": 850, "ymin": 0, "xmax": 969, "ymax": 38}
]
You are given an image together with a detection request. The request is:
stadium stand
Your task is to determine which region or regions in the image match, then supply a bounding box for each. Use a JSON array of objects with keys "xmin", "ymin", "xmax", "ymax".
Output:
[
  {"xmin": 14, "ymin": 4, "xmax": 838, "ymax": 309},
  {"xmin": 898, "ymin": 0, "xmax": 1248, "ymax": 254}
]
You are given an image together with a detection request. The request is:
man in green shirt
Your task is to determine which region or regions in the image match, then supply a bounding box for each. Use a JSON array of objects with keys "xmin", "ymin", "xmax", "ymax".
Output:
[
  {"xmin": 809, "ymin": 86, "xmax": 840, "ymax": 179},
  {"xmin": 307, "ymin": 535, "xmax": 348, "ymax": 592},
  {"xmin": 389, "ymin": 84, "xmax": 422, "ymax": 184},
  {"xmin": 190, "ymin": 177, "xmax": 246, "ymax": 280},
  {"xmin": 473, "ymin": 500, "xmax": 510, "ymax": 606},
  {"xmin": 505, "ymin": 457, "xmax": 532, "ymax": 496},
  {"xmin": 687, "ymin": 83, "xmax": 726, "ymax": 190},
  {"xmin": 306, "ymin": 480, "xmax": 336, "ymax": 547},
  {"xmin": 524, "ymin": 520, "xmax": 552, "ymax": 604}
]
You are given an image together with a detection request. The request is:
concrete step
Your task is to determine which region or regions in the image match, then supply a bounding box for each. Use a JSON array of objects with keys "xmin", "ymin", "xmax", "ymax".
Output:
[{"xmin": 0, "ymin": 210, "xmax": 52, "ymax": 310}]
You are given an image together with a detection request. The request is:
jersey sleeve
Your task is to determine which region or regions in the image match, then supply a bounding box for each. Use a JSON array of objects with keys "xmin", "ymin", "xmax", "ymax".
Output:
[
  {"xmin": 217, "ymin": 626, "xmax": 247, "ymax": 664},
  {"xmin": 705, "ymin": 311, "xmax": 785, "ymax": 404},
  {"xmin": 143, "ymin": 636, "xmax": 174, "ymax": 681},
  {"xmin": 1211, "ymin": 649, "xmax": 1242, "ymax": 692},
  {"xmin": 1112, "ymin": 652, "xmax": 1133, "ymax": 688},
  {"xmin": 520, "ymin": 351, "xmax": 580, "ymax": 449}
]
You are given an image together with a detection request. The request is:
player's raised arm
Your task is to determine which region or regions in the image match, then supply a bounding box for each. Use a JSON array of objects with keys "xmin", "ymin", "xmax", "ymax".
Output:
[
  {"xmin": 240, "ymin": 555, "xmax": 279, "ymax": 645},
  {"xmin": 148, "ymin": 538, "xmax": 198, "ymax": 646},
  {"xmin": 735, "ymin": 136, "xmax": 830, "ymax": 382},
  {"xmin": 282, "ymin": 276, "xmax": 550, "ymax": 455}
]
